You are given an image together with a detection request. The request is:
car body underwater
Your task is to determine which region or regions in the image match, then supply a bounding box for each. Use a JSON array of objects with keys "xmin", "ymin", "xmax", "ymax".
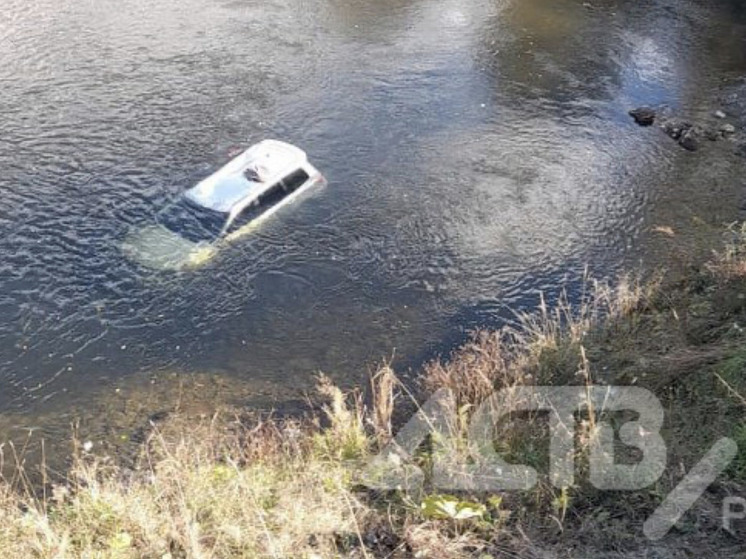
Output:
[{"xmin": 122, "ymin": 140, "xmax": 325, "ymax": 271}]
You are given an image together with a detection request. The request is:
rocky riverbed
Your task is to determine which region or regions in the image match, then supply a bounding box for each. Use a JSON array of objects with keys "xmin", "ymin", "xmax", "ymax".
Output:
[{"xmin": 630, "ymin": 76, "xmax": 746, "ymax": 153}]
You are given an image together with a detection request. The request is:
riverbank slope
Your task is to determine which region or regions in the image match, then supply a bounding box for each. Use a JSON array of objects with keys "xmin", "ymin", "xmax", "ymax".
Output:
[{"xmin": 2, "ymin": 226, "xmax": 746, "ymax": 558}]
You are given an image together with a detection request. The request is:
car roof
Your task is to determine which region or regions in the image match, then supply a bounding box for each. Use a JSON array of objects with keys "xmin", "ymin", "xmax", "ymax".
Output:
[{"xmin": 184, "ymin": 140, "xmax": 307, "ymax": 213}]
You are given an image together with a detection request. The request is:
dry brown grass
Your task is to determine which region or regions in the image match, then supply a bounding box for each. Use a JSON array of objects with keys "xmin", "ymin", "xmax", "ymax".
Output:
[
  {"xmin": 424, "ymin": 330, "xmax": 519, "ymax": 412},
  {"xmin": 368, "ymin": 362, "xmax": 396, "ymax": 446},
  {"xmin": 707, "ymin": 221, "xmax": 746, "ymax": 279},
  {"xmin": 516, "ymin": 273, "xmax": 661, "ymax": 362},
  {"xmin": 420, "ymin": 273, "xmax": 659, "ymax": 437},
  {"xmin": 0, "ymin": 413, "xmax": 370, "ymax": 559}
]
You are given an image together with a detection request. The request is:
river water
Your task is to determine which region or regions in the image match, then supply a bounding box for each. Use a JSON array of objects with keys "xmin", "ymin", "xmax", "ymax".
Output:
[{"xmin": 1, "ymin": 0, "xmax": 745, "ymax": 448}]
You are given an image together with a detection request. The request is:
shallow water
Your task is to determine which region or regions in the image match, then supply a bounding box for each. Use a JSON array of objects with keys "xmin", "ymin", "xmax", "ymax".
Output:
[{"xmin": 1, "ymin": 0, "xmax": 745, "ymax": 442}]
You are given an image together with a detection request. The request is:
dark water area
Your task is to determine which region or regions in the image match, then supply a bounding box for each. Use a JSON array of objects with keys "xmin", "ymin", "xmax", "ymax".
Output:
[{"xmin": 1, "ymin": 0, "xmax": 745, "ymax": 448}]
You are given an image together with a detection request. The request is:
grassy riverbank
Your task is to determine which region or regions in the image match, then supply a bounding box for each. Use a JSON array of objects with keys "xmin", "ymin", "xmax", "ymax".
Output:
[{"xmin": 2, "ymin": 227, "xmax": 746, "ymax": 558}]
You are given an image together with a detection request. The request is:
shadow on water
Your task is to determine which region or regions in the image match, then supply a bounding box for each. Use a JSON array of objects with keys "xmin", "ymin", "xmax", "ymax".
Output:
[{"xmin": 0, "ymin": 0, "xmax": 745, "ymax": 466}]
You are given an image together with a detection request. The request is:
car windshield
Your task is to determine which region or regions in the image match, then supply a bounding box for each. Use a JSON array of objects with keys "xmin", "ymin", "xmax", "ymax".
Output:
[{"xmin": 157, "ymin": 196, "xmax": 227, "ymax": 243}]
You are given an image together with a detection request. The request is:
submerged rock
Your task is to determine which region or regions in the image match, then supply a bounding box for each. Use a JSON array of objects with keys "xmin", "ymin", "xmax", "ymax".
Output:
[
  {"xmin": 720, "ymin": 77, "xmax": 746, "ymax": 130},
  {"xmin": 634, "ymin": 95, "xmax": 742, "ymax": 152},
  {"xmin": 661, "ymin": 119, "xmax": 691, "ymax": 141},
  {"xmin": 629, "ymin": 107, "xmax": 656, "ymax": 126},
  {"xmin": 721, "ymin": 123, "xmax": 736, "ymax": 137},
  {"xmin": 679, "ymin": 127, "xmax": 701, "ymax": 151}
]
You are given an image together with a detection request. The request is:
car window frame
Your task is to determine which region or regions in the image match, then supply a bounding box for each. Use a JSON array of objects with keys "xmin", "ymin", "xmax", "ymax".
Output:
[
  {"xmin": 224, "ymin": 180, "xmax": 283, "ymax": 235},
  {"xmin": 280, "ymin": 168, "xmax": 310, "ymax": 193},
  {"xmin": 223, "ymin": 166, "xmax": 312, "ymax": 237}
]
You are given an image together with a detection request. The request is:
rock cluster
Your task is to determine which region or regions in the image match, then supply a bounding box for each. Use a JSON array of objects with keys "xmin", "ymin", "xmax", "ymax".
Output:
[{"xmin": 629, "ymin": 105, "xmax": 740, "ymax": 153}]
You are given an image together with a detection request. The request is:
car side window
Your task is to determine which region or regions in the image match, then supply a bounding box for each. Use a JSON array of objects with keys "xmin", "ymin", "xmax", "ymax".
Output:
[
  {"xmin": 280, "ymin": 169, "xmax": 310, "ymax": 193},
  {"xmin": 226, "ymin": 183, "xmax": 287, "ymax": 234},
  {"xmin": 226, "ymin": 201, "xmax": 256, "ymax": 234}
]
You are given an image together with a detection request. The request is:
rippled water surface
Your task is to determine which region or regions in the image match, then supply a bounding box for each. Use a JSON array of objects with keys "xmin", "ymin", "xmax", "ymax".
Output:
[{"xmin": 1, "ymin": 0, "xmax": 745, "ymax": 437}]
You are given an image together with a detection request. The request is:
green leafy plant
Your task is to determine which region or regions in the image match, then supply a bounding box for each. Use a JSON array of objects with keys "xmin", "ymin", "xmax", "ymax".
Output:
[{"xmin": 420, "ymin": 494, "xmax": 486, "ymax": 521}]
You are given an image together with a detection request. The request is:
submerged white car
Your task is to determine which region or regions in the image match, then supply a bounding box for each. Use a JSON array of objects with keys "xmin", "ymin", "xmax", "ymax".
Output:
[{"xmin": 123, "ymin": 140, "xmax": 325, "ymax": 270}]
